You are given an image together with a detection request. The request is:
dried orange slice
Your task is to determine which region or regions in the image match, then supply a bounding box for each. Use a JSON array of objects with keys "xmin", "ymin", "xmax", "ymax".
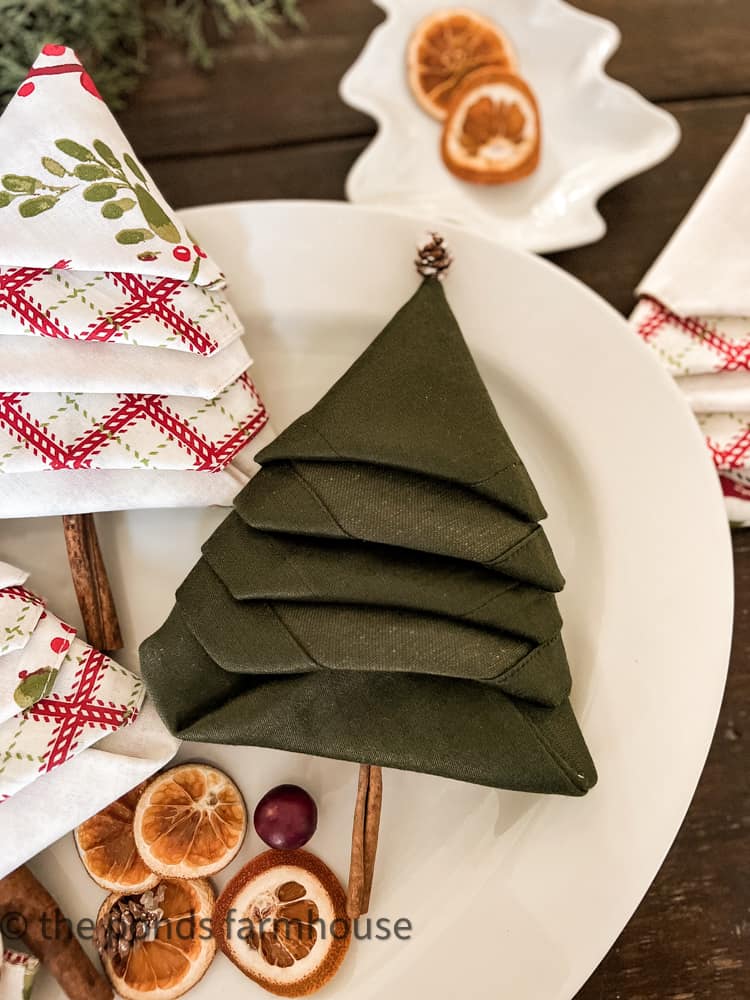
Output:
[
  {"xmin": 75, "ymin": 780, "xmax": 159, "ymax": 893},
  {"xmin": 133, "ymin": 763, "xmax": 247, "ymax": 878},
  {"xmin": 407, "ymin": 8, "xmax": 517, "ymax": 120},
  {"xmin": 213, "ymin": 850, "xmax": 351, "ymax": 997},
  {"xmin": 441, "ymin": 67, "xmax": 541, "ymax": 184},
  {"xmin": 96, "ymin": 877, "xmax": 216, "ymax": 1000}
]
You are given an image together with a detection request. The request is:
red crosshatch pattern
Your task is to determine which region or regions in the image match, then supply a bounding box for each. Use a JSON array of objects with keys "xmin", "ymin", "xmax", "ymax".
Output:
[
  {"xmin": 27, "ymin": 647, "xmax": 138, "ymax": 774},
  {"xmin": 635, "ymin": 297, "xmax": 750, "ymax": 371},
  {"xmin": 0, "ymin": 372, "xmax": 269, "ymax": 473},
  {"xmin": 0, "ymin": 267, "xmax": 220, "ymax": 354},
  {"xmin": 0, "ymin": 586, "xmax": 45, "ymax": 607}
]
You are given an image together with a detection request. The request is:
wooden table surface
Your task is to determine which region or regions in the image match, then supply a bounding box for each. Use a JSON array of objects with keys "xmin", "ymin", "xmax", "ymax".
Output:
[{"xmin": 122, "ymin": 4, "xmax": 749, "ymax": 996}]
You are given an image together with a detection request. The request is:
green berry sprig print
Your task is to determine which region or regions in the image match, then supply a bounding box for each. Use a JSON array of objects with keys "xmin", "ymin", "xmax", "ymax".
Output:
[{"xmin": 0, "ymin": 138, "xmax": 205, "ymax": 279}]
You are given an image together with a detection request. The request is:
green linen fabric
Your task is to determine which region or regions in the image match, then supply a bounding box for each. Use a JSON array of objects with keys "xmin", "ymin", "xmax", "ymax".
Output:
[
  {"xmin": 176, "ymin": 558, "xmax": 571, "ymax": 706},
  {"xmin": 257, "ymin": 278, "xmax": 546, "ymax": 523},
  {"xmin": 140, "ymin": 606, "xmax": 596, "ymax": 795},
  {"xmin": 140, "ymin": 272, "xmax": 596, "ymax": 795},
  {"xmin": 234, "ymin": 461, "xmax": 564, "ymax": 591},
  {"xmin": 203, "ymin": 513, "xmax": 562, "ymax": 642}
]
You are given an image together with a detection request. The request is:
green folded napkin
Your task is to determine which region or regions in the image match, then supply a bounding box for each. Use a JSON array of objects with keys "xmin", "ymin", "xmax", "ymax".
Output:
[
  {"xmin": 176, "ymin": 559, "xmax": 571, "ymax": 706},
  {"xmin": 235, "ymin": 461, "xmax": 564, "ymax": 591},
  {"xmin": 140, "ymin": 253, "xmax": 595, "ymax": 797},
  {"xmin": 140, "ymin": 606, "xmax": 595, "ymax": 795},
  {"xmin": 257, "ymin": 278, "xmax": 545, "ymax": 523},
  {"xmin": 203, "ymin": 513, "xmax": 562, "ymax": 642}
]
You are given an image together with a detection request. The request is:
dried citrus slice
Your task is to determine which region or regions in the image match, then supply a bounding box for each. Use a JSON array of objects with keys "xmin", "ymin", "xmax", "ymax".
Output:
[
  {"xmin": 96, "ymin": 877, "xmax": 216, "ymax": 1000},
  {"xmin": 213, "ymin": 850, "xmax": 351, "ymax": 997},
  {"xmin": 441, "ymin": 67, "xmax": 541, "ymax": 184},
  {"xmin": 133, "ymin": 763, "xmax": 247, "ymax": 878},
  {"xmin": 75, "ymin": 780, "xmax": 159, "ymax": 893},
  {"xmin": 407, "ymin": 8, "xmax": 517, "ymax": 120}
]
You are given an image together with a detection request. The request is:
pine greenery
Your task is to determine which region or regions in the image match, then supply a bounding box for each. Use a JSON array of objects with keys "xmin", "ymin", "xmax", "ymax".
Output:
[{"xmin": 0, "ymin": 0, "xmax": 305, "ymax": 110}]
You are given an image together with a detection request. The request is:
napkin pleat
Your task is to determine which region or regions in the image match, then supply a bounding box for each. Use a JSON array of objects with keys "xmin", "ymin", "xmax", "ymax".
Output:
[
  {"xmin": 235, "ymin": 461, "xmax": 564, "ymax": 590},
  {"xmin": 203, "ymin": 514, "xmax": 562, "ymax": 641},
  {"xmin": 140, "ymin": 606, "xmax": 595, "ymax": 795}
]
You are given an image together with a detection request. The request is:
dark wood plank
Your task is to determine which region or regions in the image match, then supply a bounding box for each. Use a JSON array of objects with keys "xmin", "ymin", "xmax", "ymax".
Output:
[
  {"xmin": 575, "ymin": 530, "xmax": 750, "ymax": 1000},
  {"xmin": 120, "ymin": 0, "xmax": 750, "ymax": 162},
  {"xmin": 574, "ymin": 0, "xmax": 750, "ymax": 102}
]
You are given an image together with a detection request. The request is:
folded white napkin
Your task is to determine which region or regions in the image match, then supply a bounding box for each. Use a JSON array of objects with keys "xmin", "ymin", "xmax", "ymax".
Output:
[
  {"xmin": 0, "ymin": 421, "xmax": 276, "ymax": 517},
  {"xmin": 0, "ymin": 946, "xmax": 40, "ymax": 1000},
  {"xmin": 631, "ymin": 115, "xmax": 750, "ymax": 523},
  {"xmin": 0, "ymin": 564, "xmax": 27, "ymax": 589},
  {"xmin": 0, "ymin": 267, "xmax": 244, "ymax": 354},
  {"xmin": 0, "ymin": 699, "xmax": 177, "ymax": 880},
  {"xmin": 0, "ymin": 46, "xmax": 223, "ymax": 287},
  {"xmin": 0, "ymin": 335, "xmax": 251, "ymax": 396},
  {"xmin": 0, "ymin": 563, "xmax": 178, "ymax": 878}
]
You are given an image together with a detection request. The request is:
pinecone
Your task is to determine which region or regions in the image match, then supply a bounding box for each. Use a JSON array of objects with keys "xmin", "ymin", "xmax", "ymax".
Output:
[
  {"xmin": 415, "ymin": 233, "xmax": 453, "ymax": 279},
  {"xmin": 95, "ymin": 883, "xmax": 166, "ymax": 975}
]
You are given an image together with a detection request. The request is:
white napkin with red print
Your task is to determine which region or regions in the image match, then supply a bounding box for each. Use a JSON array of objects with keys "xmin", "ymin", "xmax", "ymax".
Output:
[
  {"xmin": 0, "ymin": 945, "xmax": 40, "ymax": 1000},
  {"xmin": 0, "ymin": 47, "xmax": 274, "ymax": 516},
  {"xmin": 630, "ymin": 115, "xmax": 750, "ymax": 523},
  {"xmin": 0, "ymin": 562, "xmax": 178, "ymax": 879}
]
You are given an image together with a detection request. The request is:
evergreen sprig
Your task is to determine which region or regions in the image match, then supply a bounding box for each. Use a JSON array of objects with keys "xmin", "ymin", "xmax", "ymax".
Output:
[{"xmin": 0, "ymin": 0, "xmax": 305, "ymax": 111}]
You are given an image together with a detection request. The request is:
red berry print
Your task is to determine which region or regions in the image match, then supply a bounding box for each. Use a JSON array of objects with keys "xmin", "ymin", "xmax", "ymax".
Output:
[
  {"xmin": 17, "ymin": 81, "xmax": 35, "ymax": 98},
  {"xmin": 80, "ymin": 71, "xmax": 102, "ymax": 100},
  {"xmin": 193, "ymin": 245, "xmax": 207, "ymax": 259},
  {"xmin": 52, "ymin": 259, "xmax": 71, "ymax": 270},
  {"xmin": 61, "ymin": 621, "xmax": 76, "ymax": 634},
  {"xmin": 42, "ymin": 44, "xmax": 67, "ymax": 57},
  {"xmin": 50, "ymin": 637, "xmax": 70, "ymax": 655},
  {"xmin": 173, "ymin": 245, "xmax": 192, "ymax": 262}
]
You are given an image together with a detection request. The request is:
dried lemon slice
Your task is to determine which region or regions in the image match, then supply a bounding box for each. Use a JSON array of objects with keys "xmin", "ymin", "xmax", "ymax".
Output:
[
  {"xmin": 75, "ymin": 780, "xmax": 159, "ymax": 893},
  {"xmin": 441, "ymin": 67, "xmax": 541, "ymax": 184},
  {"xmin": 133, "ymin": 763, "xmax": 247, "ymax": 878},
  {"xmin": 407, "ymin": 7, "xmax": 517, "ymax": 120},
  {"xmin": 97, "ymin": 877, "xmax": 216, "ymax": 1000},
  {"xmin": 213, "ymin": 850, "xmax": 351, "ymax": 997}
]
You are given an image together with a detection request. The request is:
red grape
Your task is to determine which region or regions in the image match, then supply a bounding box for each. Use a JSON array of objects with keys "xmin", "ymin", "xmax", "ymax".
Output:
[{"xmin": 254, "ymin": 784, "xmax": 318, "ymax": 850}]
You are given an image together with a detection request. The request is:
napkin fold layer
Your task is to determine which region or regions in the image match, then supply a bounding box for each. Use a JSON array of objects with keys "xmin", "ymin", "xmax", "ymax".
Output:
[
  {"xmin": 0, "ymin": 334, "xmax": 251, "ymax": 396},
  {"xmin": 204, "ymin": 513, "xmax": 562, "ymax": 641},
  {"xmin": 0, "ymin": 47, "xmax": 223, "ymax": 286},
  {"xmin": 0, "ymin": 608, "xmax": 76, "ymax": 724},
  {"xmin": 176, "ymin": 559, "xmax": 571, "ymax": 706},
  {"xmin": 0, "ymin": 267, "xmax": 243, "ymax": 354},
  {"xmin": 0, "ymin": 373, "xmax": 268, "ymax": 476},
  {"xmin": 141, "ymin": 606, "xmax": 595, "ymax": 795},
  {"xmin": 235, "ymin": 461, "xmax": 564, "ymax": 590},
  {"xmin": 257, "ymin": 278, "xmax": 545, "ymax": 522}
]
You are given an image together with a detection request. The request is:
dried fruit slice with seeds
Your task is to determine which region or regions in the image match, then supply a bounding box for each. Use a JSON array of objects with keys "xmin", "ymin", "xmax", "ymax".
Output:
[
  {"xmin": 96, "ymin": 877, "xmax": 216, "ymax": 1000},
  {"xmin": 213, "ymin": 850, "xmax": 351, "ymax": 997},
  {"xmin": 133, "ymin": 763, "xmax": 247, "ymax": 878},
  {"xmin": 441, "ymin": 67, "xmax": 541, "ymax": 184},
  {"xmin": 407, "ymin": 7, "xmax": 517, "ymax": 120},
  {"xmin": 75, "ymin": 780, "xmax": 159, "ymax": 893}
]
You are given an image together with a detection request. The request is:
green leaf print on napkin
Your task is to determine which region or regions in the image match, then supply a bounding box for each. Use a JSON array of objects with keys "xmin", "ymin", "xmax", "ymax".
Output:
[
  {"xmin": 0, "ymin": 137, "xmax": 201, "ymax": 275},
  {"xmin": 13, "ymin": 667, "xmax": 58, "ymax": 709}
]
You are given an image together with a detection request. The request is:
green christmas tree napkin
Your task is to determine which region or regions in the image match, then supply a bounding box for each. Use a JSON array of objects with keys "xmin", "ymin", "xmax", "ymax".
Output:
[{"xmin": 141, "ymin": 236, "xmax": 596, "ymax": 795}]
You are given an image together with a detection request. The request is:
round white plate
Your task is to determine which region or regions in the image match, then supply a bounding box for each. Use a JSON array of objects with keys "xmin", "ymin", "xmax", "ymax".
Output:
[
  {"xmin": 340, "ymin": 0, "xmax": 680, "ymax": 253},
  {"xmin": 9, "ymin": 202, "xmax": 731, "ymax": 1000}
]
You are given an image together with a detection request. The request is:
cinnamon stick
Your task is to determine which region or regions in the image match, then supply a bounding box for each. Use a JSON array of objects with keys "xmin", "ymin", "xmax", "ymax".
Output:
[
  {"xmin": 346, "ymin": 764, "xmax": 370, "ymax": 919},
  {"xmin": 361, "ymin": 765, "xmax": 383, "ymax": 912},
  {"xmin": 346, "ymin": 764, "xmax": 383, "ymax": 919},
  {"xmin": 62, "ymin": 513, "xmax": 122, "ymax": 651}
]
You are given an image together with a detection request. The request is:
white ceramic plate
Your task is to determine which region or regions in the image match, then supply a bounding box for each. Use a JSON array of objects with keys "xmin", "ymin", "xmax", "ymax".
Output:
[
  {"xmin": 340, "ymin": 0, "xmax": 680, "ymax": 252},
  {"xmin": 8, "ymin": 202, "xmax": 731, "ymax": 1000}
]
